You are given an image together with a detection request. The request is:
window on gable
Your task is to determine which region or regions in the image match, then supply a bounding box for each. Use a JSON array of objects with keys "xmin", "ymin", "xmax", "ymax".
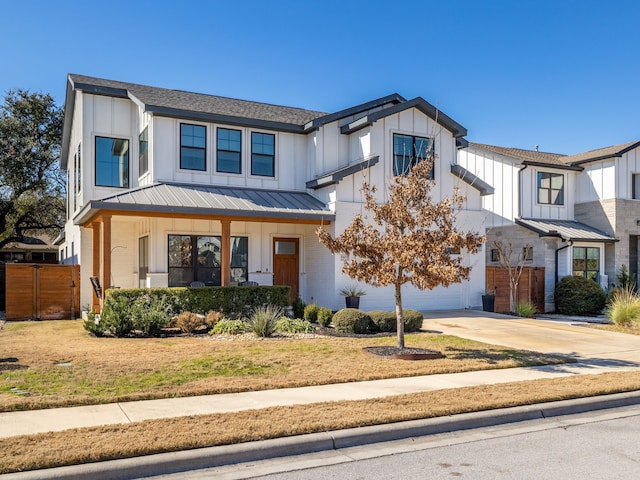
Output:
[
  {"xmin": 180, "ymin": 123, "xmax": 206, "ymax": 171},
  {"xmin": 217, "ymin": 128, "xmax": 242, "ymax": 174},
  {"xmin": 139, "ymin": 127, "xmax": 149, "ymax": 176},
  {"xmin": 95, "ymin": 136, "xmax": 129, "ymax": 188},
  {"xmin": 251, "ymin": 132, "xmax": 275, "ymax": 177},
  {"xmin": 573, "ymin": 246, "xmax": 599, "ymax": 282},
  {"xmin": 393, "ymin": 133, "xmax": 434, "ymax": 177},
  {"xmin": 537, "ymin": 172, "xmax": 564, "ymax": 205}
]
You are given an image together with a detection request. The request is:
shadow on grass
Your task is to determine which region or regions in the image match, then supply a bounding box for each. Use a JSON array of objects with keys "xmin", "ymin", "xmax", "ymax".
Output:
[
  {"xmin": 443, "ymin": 347, "xmax": 571, "ymax": 366},
  {"xmin": 529, "ymin": 353, "xmax": 640, "ymax": 373},
  {"xmin": 0, "ymin": 357, "xmax": 28, "ymax": 372}
]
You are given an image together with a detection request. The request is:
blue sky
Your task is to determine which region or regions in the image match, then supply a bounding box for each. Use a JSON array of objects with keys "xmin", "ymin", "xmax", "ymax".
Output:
[{"xmin": 3, "ymin": 0, "xmax": 639, "ymax": 155}]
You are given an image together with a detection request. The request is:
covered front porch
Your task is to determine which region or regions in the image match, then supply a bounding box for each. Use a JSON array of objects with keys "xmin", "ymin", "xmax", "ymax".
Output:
[{"xmin": 74, "ymin": 183, "xmax": 334, "ymax": 312}]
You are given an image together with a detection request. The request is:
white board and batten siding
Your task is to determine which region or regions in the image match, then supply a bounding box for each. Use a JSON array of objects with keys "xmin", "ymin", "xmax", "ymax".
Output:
[{"xmin": 576, "ymin": 146, "xmax": 640, "ymax": 202}]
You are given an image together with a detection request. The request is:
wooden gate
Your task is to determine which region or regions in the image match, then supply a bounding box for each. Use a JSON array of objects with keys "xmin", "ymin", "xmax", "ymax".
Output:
[
  {"xmin": 486, "ymin": 266, "xmax": 545, "ymax": 314},
  {"xmin": 0, "ymin": 264, "xmax": 5, "ymax": 311},
  {"xmin": 5, "ymin": 264, "xmax": 80, "ymax": 321}
]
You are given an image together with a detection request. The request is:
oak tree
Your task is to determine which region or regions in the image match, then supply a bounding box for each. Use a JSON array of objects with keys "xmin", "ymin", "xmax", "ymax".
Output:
[
  {"xmin": 317, "ymin": 158, "xmax": 484, "ymax": 349},
  {"xmin": 0, "ymin": 89, "xmax": 64, "ymax": 250}
]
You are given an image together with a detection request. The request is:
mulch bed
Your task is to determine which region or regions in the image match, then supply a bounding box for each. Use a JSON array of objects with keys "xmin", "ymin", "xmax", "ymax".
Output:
[{"xmin": 362, "ymin": 346, "xmax": 443, "ymax": 360}]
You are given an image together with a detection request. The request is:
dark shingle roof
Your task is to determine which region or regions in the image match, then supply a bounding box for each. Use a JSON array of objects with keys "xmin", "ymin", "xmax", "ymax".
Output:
[
  {"xmin": 468, "ymin": 143, "xmax": 570, "ymax": 168},
  {"xmin": 560, "ymin": 140, "xmax": 640, "ymax": 165},
  {"xmin": 68, "ymin": 74, "xmax": 328, "ymax": 126}
]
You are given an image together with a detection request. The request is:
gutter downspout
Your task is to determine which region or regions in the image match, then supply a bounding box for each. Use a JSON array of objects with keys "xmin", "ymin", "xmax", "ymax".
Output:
[
  {"xmin": 517, "ymin": 163, "xmax": 528, "ymax": 219},
  {"xmin": 555, "ymin": 239, "xmax": 573, "ymax": 285}
]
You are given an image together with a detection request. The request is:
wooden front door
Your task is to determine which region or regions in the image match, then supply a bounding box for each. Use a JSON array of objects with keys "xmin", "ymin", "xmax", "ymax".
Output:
[{"xmin": 273, "ymin": 238, "xmax": 299, "ymax": 301}]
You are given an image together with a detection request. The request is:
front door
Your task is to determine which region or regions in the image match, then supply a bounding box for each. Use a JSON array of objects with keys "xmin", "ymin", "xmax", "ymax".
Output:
[{"xmin": 273, "ymin": 238, "xmax": 299, "ymax": 301}]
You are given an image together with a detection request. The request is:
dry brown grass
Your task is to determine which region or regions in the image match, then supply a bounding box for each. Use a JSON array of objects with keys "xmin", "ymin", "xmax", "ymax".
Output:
[
  {"xmin": 3, "ymin": 371, "xmax": 640, "ymax": 474},
  {"xmin": 590, "ymin": 323, "xmax": 640, "ymax": 335},
  {"xmin": 0, "ymin": 320, "xmax": 567, "ymax": 412}
]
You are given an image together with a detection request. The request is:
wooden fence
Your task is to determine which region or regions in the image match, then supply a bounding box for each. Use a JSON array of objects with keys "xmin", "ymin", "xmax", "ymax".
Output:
[
  {"xmin": 4, "ymin": 264, "xmax": 80, "ymax": 321},
  {"xmin": 486, "ymin": 266, "xmax": 545, "ymax": 314},
  {"xmin": 0, "ymin": 264, "xmax": 5, "ymax": 311}
]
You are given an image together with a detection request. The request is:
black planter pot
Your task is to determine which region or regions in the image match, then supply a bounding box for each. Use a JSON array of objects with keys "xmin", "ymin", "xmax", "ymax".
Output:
[
  {"xmin": 345, "ymin": 296, "xmax": 360, "ymax": 309},
  {"xmin": 481, "ymin": 294, "xmax": 495, "ymax": 312}
]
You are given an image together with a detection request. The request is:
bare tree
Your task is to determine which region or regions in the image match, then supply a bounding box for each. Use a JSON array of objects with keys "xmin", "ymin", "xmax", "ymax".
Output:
[
  {"xmin": 492, "ymin": 240, "xmax": 531, "ymax": 312},
  {"xmin": 317, "ymin": 158, "xmax": 485, "ymax": 349}
]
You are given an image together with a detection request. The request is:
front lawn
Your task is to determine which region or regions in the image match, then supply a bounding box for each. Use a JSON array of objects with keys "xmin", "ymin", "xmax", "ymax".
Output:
[{"xmin": 0, "ymin": 320, "xmax": 569, "ymax": 412}]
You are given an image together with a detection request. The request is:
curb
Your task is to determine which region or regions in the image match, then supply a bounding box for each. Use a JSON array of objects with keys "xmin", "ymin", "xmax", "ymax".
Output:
[{"xmin": 6, "ymin": 391, "xmax": 640, "ymax": 480}]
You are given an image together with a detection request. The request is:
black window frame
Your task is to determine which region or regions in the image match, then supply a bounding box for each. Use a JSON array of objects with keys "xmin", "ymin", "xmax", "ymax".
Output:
[
  {"xmin": 537, "ymin": 171, "xmax": 564, "ymax": 205},
  {"xmin": 393, "ymin": 133, "xmax": 434, "ymax": 177},
  {"xmin": 572, "ymin": 246, "xmax": 600, "ymax": 282},
  {"xmin": 216, "ymin": 127, "xmax": 242, "ymax": 174},
  {"xmin": 95, "ymin": 136, "xmax": 130, "ymax": 188},
  {"xmin": 139, "ymin": 127, "xmax": 149, "ymax": 176},
  {"xmin": 251, "ymin": 132, "xmax": 275, "ymax": 177},
  {"xmin": 180, "ymin": 123, "xmax": 207, "ymax": 171}
]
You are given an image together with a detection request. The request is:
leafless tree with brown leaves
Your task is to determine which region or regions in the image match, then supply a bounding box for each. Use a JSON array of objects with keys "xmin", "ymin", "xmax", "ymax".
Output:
[
  {"xmin": 492, "ymin": 240, "xmax": 532, "ymax": 312},
  {"xmin": 317, "ymin": 159, "xmax": 485, "ymax": 349}
]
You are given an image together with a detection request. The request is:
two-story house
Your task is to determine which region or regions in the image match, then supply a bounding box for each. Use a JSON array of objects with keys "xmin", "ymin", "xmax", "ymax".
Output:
[
  {"xmin": 59, "ymin": 74, "xmax": 488, "ymax": 313},
  {"xmin": 457, "ymin": 142, "xmax": 639, "ymax": 312}
]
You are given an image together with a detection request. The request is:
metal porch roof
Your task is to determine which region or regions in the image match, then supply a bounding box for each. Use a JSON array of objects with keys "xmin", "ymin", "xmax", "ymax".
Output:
[{"xmin": 515, "ymin": 218, "xmax": 616, "ymax": 242}]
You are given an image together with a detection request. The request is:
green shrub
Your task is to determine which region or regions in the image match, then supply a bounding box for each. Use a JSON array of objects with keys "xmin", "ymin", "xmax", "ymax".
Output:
[
  {"xmin": 99, "ymin": 294, "xmax": 135, "ymax": 336},
  {"xmin": 303, "ymin": 303, "xmax": 319, "ymax": 323},
  {"xmin": 292, "ymin": 295, "xmax": 306, "ymax": 319},
  {"xmin": 515, "ymin": 302, "xmax": 537, "ymax": 318},
  {"xmin": 369, "ymin": 310, "xmax": 396, "ymax": 332},
  {"xmin": 210, "ymin": 319, "xmax": 247, "ymax": 335},
  {"xmin": 317, "ymin": 307, "xmax": 333, "ymax": 327},
  {"xmin": 248, "ymin": 305, "xmax": 283, "ymax": 337},
  {"xmin": 175, "ymin": 311, "xmax": 206, "ymax": 334},
  {"xmin": 83, "ymin": 309, "xmax": 102, "ymax": 337},
  {"xmin": 275, "ymin": 317, "xmax": 317, "ymax": 334},
  {"xmin": 403, "ymin": 309, "xmax": 424, "ymax": 332},
  {"xmin": 331, "ymin": 309, "xmax": 374, "ymax": 334},
  {"xmin": 554, "ymin": 276, "xmax": 606, "ymax": 315},
  {"xmin": 130, "ymin": 294, "xmax": 172, "ymax": 336},
  {"xmin": 607, "ymin": 285, "xmax": 640, "ymax": 327}
]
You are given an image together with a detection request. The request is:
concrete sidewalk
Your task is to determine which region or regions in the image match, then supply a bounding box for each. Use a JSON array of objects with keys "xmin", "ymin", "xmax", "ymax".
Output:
[{"xmin": 3, "ymin": 311, "xmax": 640, "ymax": 439}]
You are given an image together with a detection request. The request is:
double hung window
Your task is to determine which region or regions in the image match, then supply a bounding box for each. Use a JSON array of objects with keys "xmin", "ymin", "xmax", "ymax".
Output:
[
  {"xmin": 251, "ymin": 132, "xmax": 275, "ymax": 177},
  {"xmin": 180, "ymin": 124, "xmax": 206, "ymax": 171},
  {"xmin": 573, "ymin": 246, "xmax": 599, "ymax": 281},
  {"xmin": 217, "ymin": 128, "xmax": 242, "ymax": 174}
]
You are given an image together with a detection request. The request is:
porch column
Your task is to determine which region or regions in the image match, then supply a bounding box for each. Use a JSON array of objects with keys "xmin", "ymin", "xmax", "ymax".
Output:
[
  {"xmin": 91, "ymin": 222, "xmax": 101, "ymax": 313},
  {"xmin": 221, "ymin": 219, "xmax": 231, "ymax": 286},
  {"xmin": 101, "ymin": 214, "xmax": 112, "ymax": 297}
]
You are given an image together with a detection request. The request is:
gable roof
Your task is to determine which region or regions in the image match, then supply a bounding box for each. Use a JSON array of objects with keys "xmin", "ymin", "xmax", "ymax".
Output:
[
  {"xmin": 450, "ymin": 164, "xmax": 495, "ymax": 196},
  {"xmin": 340, "ymin": 97, "xmax": 467, "ymax": 138},
  {"xmin": 467, "ymin": 143, "xmax": 579, "ymax": 170},
  {"xmin": 560, "ymin": 140, "xmax": 640, "ymax": 165},
  {"xmin": 74, "ymin": 183, "xmax": 334, "ymax": 226}
]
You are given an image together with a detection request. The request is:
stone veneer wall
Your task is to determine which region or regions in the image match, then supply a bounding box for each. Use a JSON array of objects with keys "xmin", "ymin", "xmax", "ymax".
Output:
[
  {"xmin": 575, "ymin": 199, "xmax": 640, "ymax": 286},
  {"xmin": 486, "ymin": 224, "xmax": 561, "ymax": 312}
]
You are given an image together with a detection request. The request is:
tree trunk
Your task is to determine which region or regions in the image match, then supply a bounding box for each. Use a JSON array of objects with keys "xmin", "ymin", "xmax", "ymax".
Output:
[{"xmin": 395, "ymin": 275, "xmax": 405, "ymax": 349}]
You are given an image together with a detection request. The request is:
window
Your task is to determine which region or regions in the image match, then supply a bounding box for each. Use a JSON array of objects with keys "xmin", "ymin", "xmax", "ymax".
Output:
[
  {"xmin": 523, "ymin": 246, "xmax": 533, "ymax": 261},
  {"xmin": 490, "ymin": 249, "xmax": 500, "ymax": 262},
  {"xmin": 139, "ymin": 236, "xmax": 149, "ymax": 287},
  {"xmin": 445, "ymin": 246, "xmax": 461, "ymax": 255},
  {"xmin": 95, "ymin": 136, "xmax": 129, "ymax": 188},
  {"xmin": 633, "ymin": 174, "xmax": 640, "ymax": 199},
  {"xmin": 180, "ymin": 124, "xmax": 206, "ymax": 171},
  {"xmin": 217, "ymin": 128, "xmax": 242, "ymax": 174},
  {"xmin": 393, "ymin": 134, "xmax": 434, "ymax": 177},
  {"xmin": 573, "ymin": 246, "xmax": 600, "ymax": 281},
  {"xmin": 139, "ymin": 127, "xmax": 149, "ymax": 176},
  {"xmin": 251, "ymin": 132, "xmax": 275, "ymax": 176},
  {"xmin": 537, "ymin": 172, "xmax": 564, "ymax": 205},
  {"xmin": 168, "ymin": 234, "xmax": 248, "ymax": 286}
]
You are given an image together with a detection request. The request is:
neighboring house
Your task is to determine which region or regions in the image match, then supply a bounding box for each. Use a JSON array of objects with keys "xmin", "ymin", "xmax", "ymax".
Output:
[
  {"xmin": 59, "ymin": 74, "xmax": 488, "ymax": 313},
  {"xmin": 0, "ymin": 235, "xmax": 58, "ymax": 264},
  {"xmin": 457, "ymin": 142, "xmax": 640, "ymax": 311}
]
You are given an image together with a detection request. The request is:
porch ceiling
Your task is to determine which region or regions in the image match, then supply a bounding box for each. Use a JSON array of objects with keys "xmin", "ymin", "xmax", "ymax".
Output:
[
  {"xmin": 516, "ymin": 218, "xmax": 616, "ymax": 242},
  {"xmin": 74, "ymin": 183, "xmax": 334, "ymax": 225}
]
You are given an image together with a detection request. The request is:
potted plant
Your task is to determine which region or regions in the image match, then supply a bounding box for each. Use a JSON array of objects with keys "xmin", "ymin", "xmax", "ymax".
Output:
[
  {"xmin": 339, "ymin": 284, "xmax": 367, "ymax": 309},
  {"xmin": 482, "ymin": 288, "xmax": 496, "ymax": 312}
]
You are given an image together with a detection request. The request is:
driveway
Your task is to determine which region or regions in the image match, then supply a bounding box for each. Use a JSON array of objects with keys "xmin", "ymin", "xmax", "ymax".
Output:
[{"xmin": 422, "ymin": 310, "xmax": 640, "ymax": 365}]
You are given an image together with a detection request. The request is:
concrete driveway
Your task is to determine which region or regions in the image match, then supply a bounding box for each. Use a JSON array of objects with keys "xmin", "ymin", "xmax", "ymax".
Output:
[{"xmin": 422, "ymin": 310, "xmax": 640, "ymax": 365}]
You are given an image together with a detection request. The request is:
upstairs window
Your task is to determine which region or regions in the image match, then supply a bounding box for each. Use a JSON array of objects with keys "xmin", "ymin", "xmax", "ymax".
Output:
[
  {"xmin": 75, "ymin": 143, "xmax": 82, "ymax": 195},
  {"xmin": 537, "ymin": 172, "xmax": 564, "ymax": 205},
  {"xmin": 139, "ymin": 127, "xmax": 149, "ymax": 176},
  {"xmin": 393, "ymin": 134, "xmax": 434, "ymax": 177},
  {"xmin": 217, "ymin": 128, "xmax": 242, "ymax": 174},
  {"xmin": 632, "ymin": 173, "xmax": 640, "ymax": 199},
  {"xmin": 251, "ymin": 132, "xmax": 275, "ymax": 177},
  {"xmin": 180, "ymin": 123, "xmax": 206, "ymax": 171},
  {"xmin": 95, "ymin": 136, "xmax": 129, "ymax": 188}
]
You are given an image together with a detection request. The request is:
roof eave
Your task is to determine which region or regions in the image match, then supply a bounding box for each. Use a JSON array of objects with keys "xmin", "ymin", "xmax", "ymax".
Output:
[
  {"xmin": 306, "ymin": 156, "xmax": 380, "ymax": 189},
  {"xmin": 523, "ymin": 160, "xmax": 583, "ymax": 171}
]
